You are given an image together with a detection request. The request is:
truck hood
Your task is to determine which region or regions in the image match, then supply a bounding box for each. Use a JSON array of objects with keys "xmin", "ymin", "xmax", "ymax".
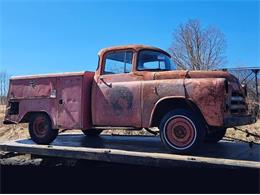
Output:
[{"xmin": 154, "ymin": 70, "xmax": 239, "ymax": 83}]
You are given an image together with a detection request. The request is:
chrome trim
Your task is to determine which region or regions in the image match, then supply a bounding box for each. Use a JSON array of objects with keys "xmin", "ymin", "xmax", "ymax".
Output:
[
  {"xmin": 230, "ymin": 105, "xmax": 246, "ymax": 110},
  {"xmin": 231, "ymin": 96, "xmax": 244, "ymax": 101}
]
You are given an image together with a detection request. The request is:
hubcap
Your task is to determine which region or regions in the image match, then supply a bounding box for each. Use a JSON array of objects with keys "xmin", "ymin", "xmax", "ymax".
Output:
[{"xmin": 165, "ymin": 116, "xmax": 196, "ymax": 148}]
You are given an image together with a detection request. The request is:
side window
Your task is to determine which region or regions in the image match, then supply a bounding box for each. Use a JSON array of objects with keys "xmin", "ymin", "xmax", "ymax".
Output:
[{"xmin": 104, "ymin": 51, "xmax": 133, "ymax": 74}]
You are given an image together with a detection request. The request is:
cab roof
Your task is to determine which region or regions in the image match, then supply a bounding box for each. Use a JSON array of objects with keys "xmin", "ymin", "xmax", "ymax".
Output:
[{"xmin": 98, "ymin": 44, "xmax": 171, "ymax": 57}]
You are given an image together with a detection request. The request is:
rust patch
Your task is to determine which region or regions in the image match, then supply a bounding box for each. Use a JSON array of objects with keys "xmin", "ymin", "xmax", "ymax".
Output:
[{"xmin": 106, "ymin": 86, "xmax": 133, "ymax": 115}]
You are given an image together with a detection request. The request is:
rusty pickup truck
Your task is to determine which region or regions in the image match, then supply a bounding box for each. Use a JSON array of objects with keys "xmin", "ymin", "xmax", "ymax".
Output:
[{"xmin": 3, "ymin": 45, "xmax": 256, "ymax": 154}]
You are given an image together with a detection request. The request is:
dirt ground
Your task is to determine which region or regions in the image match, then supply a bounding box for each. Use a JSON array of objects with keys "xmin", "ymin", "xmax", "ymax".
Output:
[{"xmin": 0, "ymin": 104, "xmax": 259, "ymax": 143}]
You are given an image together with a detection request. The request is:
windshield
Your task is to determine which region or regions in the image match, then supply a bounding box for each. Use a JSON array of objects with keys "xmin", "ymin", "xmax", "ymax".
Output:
[{"xmin": 137, "ymin": 50, "xmax": 175, "ymax": 71}]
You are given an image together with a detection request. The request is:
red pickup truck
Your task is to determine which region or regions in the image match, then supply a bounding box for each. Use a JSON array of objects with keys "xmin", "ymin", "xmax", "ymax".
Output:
[{"xmin": 3, "ymin": 45, "xmax": 256, "ymax": 154}]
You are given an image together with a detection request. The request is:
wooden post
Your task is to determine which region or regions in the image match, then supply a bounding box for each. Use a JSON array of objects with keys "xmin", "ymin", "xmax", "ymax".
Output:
[{"xmin": 253, "ymin": 69, "xmax": 259, "ymax": 102}]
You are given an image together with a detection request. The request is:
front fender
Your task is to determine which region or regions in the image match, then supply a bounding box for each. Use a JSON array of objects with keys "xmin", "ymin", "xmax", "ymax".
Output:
[
  {"xmin": 185, "ymin": 78, "xmax": 226, "ymax": 126},
  {"xmin": 142, "ymin": 78, "xmax": 226, "ymax": 127}
]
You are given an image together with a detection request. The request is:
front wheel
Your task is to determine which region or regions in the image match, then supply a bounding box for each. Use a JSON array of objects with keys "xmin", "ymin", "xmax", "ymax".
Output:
[
  {"xmin": 159, "ymin": 109, "xmax": 205, "ymax": 154},
  {"xmin": 29, "ymin": 114, "xmax": 58, "ymax": 144}
]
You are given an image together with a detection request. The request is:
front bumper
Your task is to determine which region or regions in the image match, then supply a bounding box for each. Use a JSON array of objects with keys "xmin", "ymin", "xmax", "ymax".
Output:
[{"xmin": 224, "ymin": 115, "xmax": 256, "ymax": 127}]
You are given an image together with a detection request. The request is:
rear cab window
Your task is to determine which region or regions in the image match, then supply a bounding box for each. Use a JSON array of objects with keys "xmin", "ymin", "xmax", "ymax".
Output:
[{"xmin": 137, "ymin": 50, "xmax": 175, "ymax": 71}]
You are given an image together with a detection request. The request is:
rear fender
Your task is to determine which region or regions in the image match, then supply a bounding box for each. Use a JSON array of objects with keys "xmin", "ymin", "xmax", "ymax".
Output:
[{"xmin": 20, "ymin": 111, "xmax": 55, "ymax": 129}]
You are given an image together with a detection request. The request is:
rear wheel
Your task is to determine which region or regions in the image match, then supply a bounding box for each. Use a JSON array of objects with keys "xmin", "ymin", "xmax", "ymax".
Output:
[
  {"xmin": 29, "ymin": 114, "xmax": 58, "ymax": 144},
  {"xmin": 205, "ymin": 127, "xmax": 227, "ymax": 143},
  {"xmin": 82, "ymin": 129, "xmax": 103, "ymax": 136},
  {"xmin": 159, "ymin": 109, "xmax": 205, "ymax": 154}
]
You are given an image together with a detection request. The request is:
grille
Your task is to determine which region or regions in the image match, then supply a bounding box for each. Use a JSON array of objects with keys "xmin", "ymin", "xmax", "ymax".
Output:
[{"xmin": 230, "ymin": 92, "xmax": 246, "ymax": 114}]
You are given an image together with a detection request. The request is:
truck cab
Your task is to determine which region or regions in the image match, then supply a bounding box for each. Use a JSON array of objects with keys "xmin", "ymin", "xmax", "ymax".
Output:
[
  {"xmin": 92, "ymin": 45, "xmax": 174, "ymax": 127},
  {"xmin": 4, "ymin": 45, "xmax": 256, "ymax": 154}
]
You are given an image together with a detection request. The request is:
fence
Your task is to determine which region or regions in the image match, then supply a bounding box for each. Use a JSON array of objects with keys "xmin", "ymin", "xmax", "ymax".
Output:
[{"xmin": 222, "ymin": 67, "xmax": 259, "ymax": 117}]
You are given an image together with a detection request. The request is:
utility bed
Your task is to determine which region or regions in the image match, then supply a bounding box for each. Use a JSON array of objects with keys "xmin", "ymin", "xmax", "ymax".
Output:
[{"xmin": 5, "ymin": 71, "xmax": 94, "ymax": 129}]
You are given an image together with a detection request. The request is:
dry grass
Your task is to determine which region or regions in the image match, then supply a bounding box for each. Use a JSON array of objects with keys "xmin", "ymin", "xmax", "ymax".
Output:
[
  {"xmin": 0, "ymin": 105, "xmax": 29, "ymax": 142},
  {"xmin": 0, "ymin": 104, "xmax": 259, "ymax": 143},
  {"xmin": 226, "ymin": 120, "xmax": 260, "ymax": 143}
]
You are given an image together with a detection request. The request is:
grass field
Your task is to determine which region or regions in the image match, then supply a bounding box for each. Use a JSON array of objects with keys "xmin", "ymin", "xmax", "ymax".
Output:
[{"xmin": 0, "ymin": 104, "xmax": 259, "ymax": 143}]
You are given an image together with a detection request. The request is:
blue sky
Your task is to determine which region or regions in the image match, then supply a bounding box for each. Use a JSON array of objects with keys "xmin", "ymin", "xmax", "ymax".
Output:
[{"xmin": 0, "ymin": 0, "xmax": 259, "ymax": 76}]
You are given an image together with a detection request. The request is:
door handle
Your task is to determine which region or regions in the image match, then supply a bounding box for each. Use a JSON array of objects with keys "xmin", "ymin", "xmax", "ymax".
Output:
[{"xmin": 100, "ymin": 77, "xmax": 112, "ymax": 87}]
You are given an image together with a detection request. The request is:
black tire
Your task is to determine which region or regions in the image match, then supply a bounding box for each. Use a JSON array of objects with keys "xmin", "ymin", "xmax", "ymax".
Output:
[
  {"xmin": 29, "ymin": 114, "xmax": 58, "ymax": 144},
  {"xmin": 205, "ymin": 127, "xmax": 227, "ymax": 143},
  {"xmin": 82, "ymin": 129, "xmax": 103, "ymax": 136},
  {"xmin": 159, "ymin": 109, "xmax": 205, "ymax": 154}
]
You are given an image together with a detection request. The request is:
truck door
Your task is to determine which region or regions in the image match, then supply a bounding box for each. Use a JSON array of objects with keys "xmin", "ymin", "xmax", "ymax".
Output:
[{"xmin": 92, "ymin": 50, "xmax": 142, "ymax": 127}]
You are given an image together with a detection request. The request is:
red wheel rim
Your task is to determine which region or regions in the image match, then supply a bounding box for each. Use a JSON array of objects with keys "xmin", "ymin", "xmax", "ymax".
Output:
[
  {"xmin": 165, "ymin": 116, "xmax": 196, "ymax": 149},
  {"xmin": 33, "ymin": 116, "xmax": 48, "ymax": 138}
]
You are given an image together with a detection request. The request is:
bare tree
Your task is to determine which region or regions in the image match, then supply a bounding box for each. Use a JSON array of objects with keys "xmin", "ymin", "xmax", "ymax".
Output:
[
  {"xmin": 0, "ymin": 70, "xmax": 8, "ymax": 105},
  {"xmin": 169, "ymin": 19, "xmax": 227, "ymax": 70}
]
